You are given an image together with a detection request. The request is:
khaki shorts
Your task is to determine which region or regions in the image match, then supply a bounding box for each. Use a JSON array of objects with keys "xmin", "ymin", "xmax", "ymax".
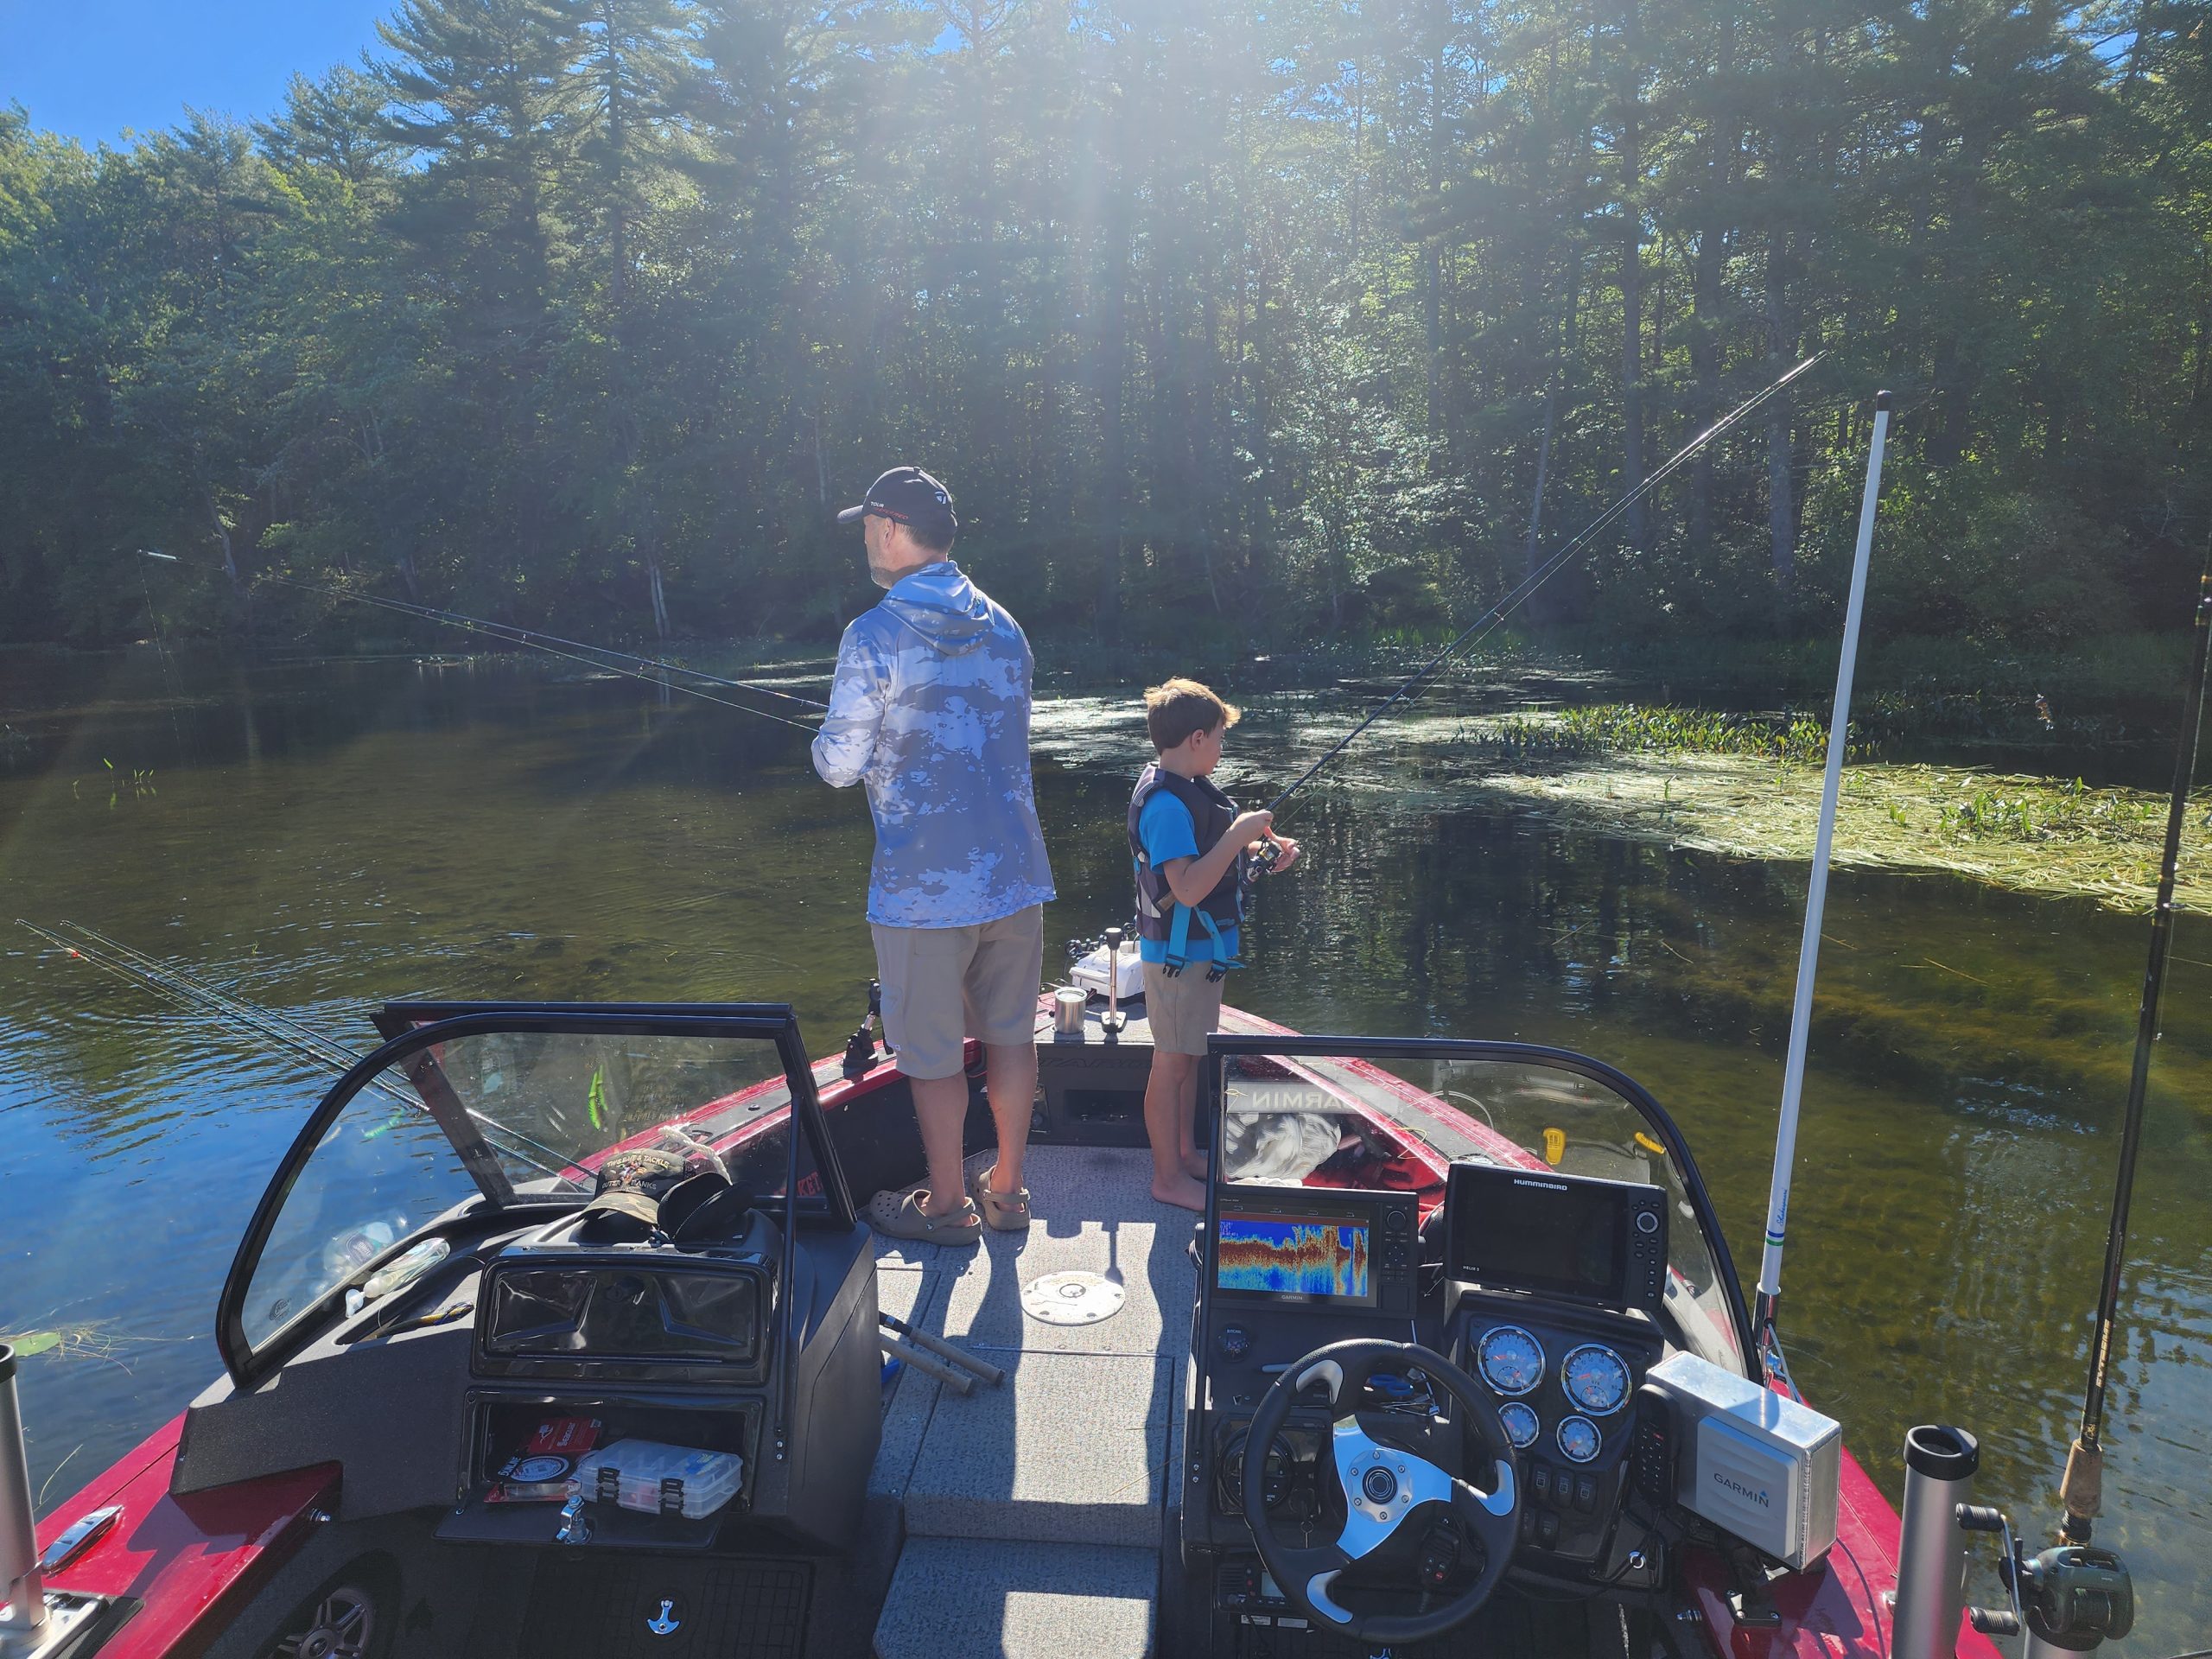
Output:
[
  {"xmin": 1141, "ymin": 958, "xmax": 1228, "ymax": 1057},
  {"xmin": 872, "ymin": 905, "xmax": 1045, "ymax": 1081}
]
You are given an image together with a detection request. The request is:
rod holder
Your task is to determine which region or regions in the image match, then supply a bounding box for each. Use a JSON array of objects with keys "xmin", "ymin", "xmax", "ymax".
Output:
[
  {"xmin": 1100, "ymin": 928, "xmax": 1126, "ymax": 1041},
  {"xmin": 1891, "ymin": 1425, "xmax": 1978, "ymax": 1659},
  {"xmin": 0, "ymin": 1347, "xmax": 46, "ymax": 1639}
]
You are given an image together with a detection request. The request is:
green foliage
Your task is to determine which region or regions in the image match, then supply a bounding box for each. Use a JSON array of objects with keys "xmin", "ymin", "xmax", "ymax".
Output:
[{"xmin": 0, "ymin": 0, "xmax": 2206, "ymax": 651}]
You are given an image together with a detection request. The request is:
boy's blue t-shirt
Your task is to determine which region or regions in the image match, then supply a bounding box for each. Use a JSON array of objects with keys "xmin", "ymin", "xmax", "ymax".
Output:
[{"xmin": 1136, "ymin": 791, "xmax": 1240, "ymax": 964}]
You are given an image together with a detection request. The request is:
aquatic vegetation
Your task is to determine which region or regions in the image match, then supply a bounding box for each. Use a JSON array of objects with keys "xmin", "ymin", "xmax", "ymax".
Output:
[
  {"xmin": 1412, "ymin": 749, "xmax": 2212, "ymax": 915},
  {"xmin": 1467, "ymin": 703, "xmax": 1856, "ymax": 767},
  {"xmin": 0, "ymin": 1320, "xmax": 153, "ymax": 1367}
]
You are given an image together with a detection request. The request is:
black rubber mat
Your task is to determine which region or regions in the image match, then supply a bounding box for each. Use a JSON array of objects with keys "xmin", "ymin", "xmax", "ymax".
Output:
[{"xmin": 518, "ymin": 1554, "xmax": 812, "ymax": 1657}]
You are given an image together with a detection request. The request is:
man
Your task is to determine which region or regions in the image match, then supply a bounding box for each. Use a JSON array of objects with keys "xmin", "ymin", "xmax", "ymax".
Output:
[{"xmin": 810, "ymin": 466, "xmax": 1055, "ymax": 1244}]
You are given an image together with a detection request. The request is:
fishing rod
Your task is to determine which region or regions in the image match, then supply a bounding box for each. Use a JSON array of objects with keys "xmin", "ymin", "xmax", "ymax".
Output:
[
  {"xmin": 253, "ymin": 572, "xmax": 828, "ymax": 731},
  {"xmin": 16, "ymin": 918, "xmax": 575, "ymax": 1183},
  {"xmin": 1261, "ymin": 352, "xmax": 1827, "ymax": 819},
  {"xmin": 144, "ymin": 556, "xmax": 828, "ymax": 734},
  {"xmin": 2060, "ymin": 533, "xmax": 2212, "ymax": 1550}
]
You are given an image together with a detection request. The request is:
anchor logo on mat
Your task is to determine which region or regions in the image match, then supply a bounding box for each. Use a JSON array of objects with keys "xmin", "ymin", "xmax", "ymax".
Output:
[{"xmin": 645, "ymin": 1598, "xmax": 682, "ymax": 1637}]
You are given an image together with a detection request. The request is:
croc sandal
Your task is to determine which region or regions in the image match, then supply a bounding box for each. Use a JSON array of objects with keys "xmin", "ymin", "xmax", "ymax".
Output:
[
  {"xmin": 969, "ymin": 1165, "xmax": 1033, "ymax": 1232},
  {"xmin": 868, "ymin": 1188, "xmax": 982, "ymax": 1245}
]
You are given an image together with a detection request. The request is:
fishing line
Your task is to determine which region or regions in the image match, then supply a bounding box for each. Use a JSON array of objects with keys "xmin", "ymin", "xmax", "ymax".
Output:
[
  {"xmin": 250, "ymin": 572, "xmax": 830, "ymax": 732},
  {"xmin": 1263, "ymin": 353, "xmax": 1828, "ymax": 817},
  {"xmin": 17, "ymin": 918, "xmax": 576, "ymax": 1182}
]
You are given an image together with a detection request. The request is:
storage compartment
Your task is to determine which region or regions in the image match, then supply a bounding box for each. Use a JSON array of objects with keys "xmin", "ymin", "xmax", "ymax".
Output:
[{"xmin": 439, "ymin": 1391, "xmax": 760, "ymax": 1549}]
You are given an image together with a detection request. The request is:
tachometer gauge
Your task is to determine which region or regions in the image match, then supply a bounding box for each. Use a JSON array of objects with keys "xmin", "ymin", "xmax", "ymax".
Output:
[
  {"xmin": 1497, "ymin": 1402, "xmax": 1540, "ymax": 1450},
  {"xmin": 1555, "ymin": 1414, "xmax": 1603, "ymax": 1464},
  {"xmin": 1475, "ymin": 1325, "xmax": 1546, "ymax": 1396},
  {"xmin": 1560, "ymin": 1344, "xmax": 1631, "ymax": 1416}
]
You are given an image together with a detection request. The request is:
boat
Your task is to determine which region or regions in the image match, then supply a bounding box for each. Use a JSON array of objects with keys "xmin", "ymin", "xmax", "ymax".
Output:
[{"xmin": 3, "ymin": 986, "xmax": 2006, "ymax": 1659}]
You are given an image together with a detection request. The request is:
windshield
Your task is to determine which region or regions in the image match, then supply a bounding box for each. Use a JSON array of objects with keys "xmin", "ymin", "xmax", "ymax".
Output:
[
  {"xmin": 226, "ymin": 1012, "xmax": 842, "ymax": 1384},
  {"xmin": 380, "ymin": 1027, "xmax": 798, "ymax": 1195},
  {"xmin": 1217, "ymin": 1045, "xmax": 1748, "ymax": 1373}
]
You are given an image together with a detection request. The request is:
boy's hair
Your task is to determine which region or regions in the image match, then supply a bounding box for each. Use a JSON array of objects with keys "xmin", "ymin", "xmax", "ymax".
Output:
[{"xmin": 1145, "ymin": 678, "xmax": 1242, "ymax": 752}]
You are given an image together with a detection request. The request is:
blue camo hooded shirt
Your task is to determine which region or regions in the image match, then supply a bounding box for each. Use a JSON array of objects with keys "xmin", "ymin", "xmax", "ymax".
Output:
[{"xmin": 810, "ymin": 561, "xmax": 1056, "ymax": 928}]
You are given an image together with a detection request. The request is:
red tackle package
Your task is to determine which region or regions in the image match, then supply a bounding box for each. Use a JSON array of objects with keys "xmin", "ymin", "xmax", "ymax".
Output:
[{"xmin": 486, "ymin": 1415, "xmax": 605, "ymax": 1503}]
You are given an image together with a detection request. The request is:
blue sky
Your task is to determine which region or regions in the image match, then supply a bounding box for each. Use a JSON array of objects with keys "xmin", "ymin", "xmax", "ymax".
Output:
[{"xmin": 1, "ymin": 0, "xmax": 391, "ymax": 146}]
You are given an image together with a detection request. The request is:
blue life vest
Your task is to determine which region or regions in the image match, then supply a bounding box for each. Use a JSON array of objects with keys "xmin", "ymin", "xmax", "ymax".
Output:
[{"xmin": 1128, "ymin": 764, "xmax": 1244, "ymax": 976}]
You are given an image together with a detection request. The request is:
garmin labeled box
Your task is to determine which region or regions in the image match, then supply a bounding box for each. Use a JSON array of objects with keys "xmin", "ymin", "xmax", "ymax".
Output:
[{"xmin": 1648, "ymin": 1351, "xmax": 1840, "ymax": 1570}]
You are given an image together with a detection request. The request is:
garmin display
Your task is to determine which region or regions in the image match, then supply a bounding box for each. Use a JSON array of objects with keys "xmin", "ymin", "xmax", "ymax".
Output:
[
  {"xmin": 1211, "ymin": 1189, "xmax": 1417, "ymax": 1313},
  {"xmin": 1446, "ymin": 1163, "xmax": 1667, "ymax": 1313}
]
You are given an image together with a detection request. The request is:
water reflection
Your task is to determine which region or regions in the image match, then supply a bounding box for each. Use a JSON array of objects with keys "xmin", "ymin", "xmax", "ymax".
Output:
[{"xmin": 1, "ymin": 651, "xmax": 2206, "ymax": 1650}]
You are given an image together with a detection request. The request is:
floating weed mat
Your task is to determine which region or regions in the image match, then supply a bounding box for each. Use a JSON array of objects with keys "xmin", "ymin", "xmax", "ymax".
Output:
[
  {"xmin": 0, "ymin": 1321, "xmax": 158, "ymax": 1369},
  {"xmin": 1413, "ymin": 745, "xmax": 2212, "ymax": 914},
  {"xmin": 1466, "ymin": 703, "xmax": 1854, "ymax": 767}
]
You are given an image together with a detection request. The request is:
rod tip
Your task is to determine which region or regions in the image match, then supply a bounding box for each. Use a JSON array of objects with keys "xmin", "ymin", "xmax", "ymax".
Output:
[{"xmin": 1874, "ymin": 391, "xmax": 1893, "ymax": 411}]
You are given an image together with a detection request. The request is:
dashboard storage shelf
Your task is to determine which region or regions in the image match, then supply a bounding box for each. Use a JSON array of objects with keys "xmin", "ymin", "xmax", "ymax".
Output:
[{"xmin": 438, "ymin": 1391, "xmax": 760, "ymax": 1551}]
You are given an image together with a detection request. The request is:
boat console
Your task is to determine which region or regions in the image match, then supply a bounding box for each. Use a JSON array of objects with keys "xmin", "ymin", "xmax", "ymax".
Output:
[
  {"xmin": 1173, "ymin": 1033, "xmax": 1769, "ymax": 1654},
  {"xmin": 169, "ymin": 1003, "xmax": 887, "ymax": 1654}
]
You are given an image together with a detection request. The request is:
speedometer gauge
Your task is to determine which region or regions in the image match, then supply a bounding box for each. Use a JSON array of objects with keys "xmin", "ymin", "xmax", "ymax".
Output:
[
  {"xmin": 1497, "ymin": 1402, "xmax": 1540, "ymax": 1449},
  {"xmin": 1475, "ymin": 1325, "xmax": 1546, "ymax": 1396},
  {"xmin": 1560, "ymin": 1344, "xmax": 1631, "ymax": 1415},
  {"xmin": 1555, "ymin": 1415, "xmax": 1603, "ymax": 1464}
]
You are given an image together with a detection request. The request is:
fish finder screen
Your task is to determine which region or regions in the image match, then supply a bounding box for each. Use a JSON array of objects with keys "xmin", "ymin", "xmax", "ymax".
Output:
[
  {"xmin": 1216, "ymin": 1211, "xmax": 1375, "ymax": 1304},
  {"xmin": 1448, "ymin": 1168, "xmax": 1624, "ymax": 1302}
]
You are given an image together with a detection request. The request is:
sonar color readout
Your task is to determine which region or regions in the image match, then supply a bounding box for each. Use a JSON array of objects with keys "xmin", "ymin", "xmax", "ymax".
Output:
[{"xmin": 1216, "ymin": 1215, "xmax": 1371, "ymax": 1299}]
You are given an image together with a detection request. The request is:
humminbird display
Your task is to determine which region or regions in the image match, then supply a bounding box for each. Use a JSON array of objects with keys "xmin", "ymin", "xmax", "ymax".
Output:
[
  {"xmin": 1216, "ymin": 1215, "xmax": 1372, "ymax": 1300},
  {"xmin": 1446, "ymin": 1161, "xmax": 1668, "ymax": 1312}
]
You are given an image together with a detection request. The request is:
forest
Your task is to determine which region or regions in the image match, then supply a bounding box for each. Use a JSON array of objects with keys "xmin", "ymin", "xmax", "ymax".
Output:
[{"xmin": 1, "ymin": 0, "xmax": 2208, "ymax": 657}]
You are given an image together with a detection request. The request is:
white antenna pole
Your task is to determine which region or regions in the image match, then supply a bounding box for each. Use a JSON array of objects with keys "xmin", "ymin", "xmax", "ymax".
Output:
[{"xmin": 1754, "ymin": 391, "xmax": 1892, "ymax": 1350}]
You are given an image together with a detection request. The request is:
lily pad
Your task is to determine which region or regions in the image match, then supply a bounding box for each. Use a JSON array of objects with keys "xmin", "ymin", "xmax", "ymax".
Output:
[{"xmin": 7, "ymin": 1331, "xmax": 60, "ymax": 1357}]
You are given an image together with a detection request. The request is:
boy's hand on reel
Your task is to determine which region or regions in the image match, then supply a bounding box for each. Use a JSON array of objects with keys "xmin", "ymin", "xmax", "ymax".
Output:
[
  {"xmin": 1266, "ymin": 835, "xmax": 1300, "ymax": 873},
  {"xmin": 1228, "ymin": 808, "xmax": 1274, "ymax": 847}
]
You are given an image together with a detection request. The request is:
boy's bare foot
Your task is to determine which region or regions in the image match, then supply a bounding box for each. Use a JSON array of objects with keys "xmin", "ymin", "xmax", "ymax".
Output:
[
  {"xmin": 1151, "ymin": 1171, "xmax": 1207, "ymax": 1211},
  {"xmin": 1181, "ymin": 1149, "xmax": 1210, "ymax": 1180}
]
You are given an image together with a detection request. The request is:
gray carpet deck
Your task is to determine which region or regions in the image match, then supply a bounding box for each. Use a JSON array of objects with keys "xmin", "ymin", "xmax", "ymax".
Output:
[
  {"xmin": 873, "ymin": 1540, "xmax": 1156, "ymax": 1659},
  {"xmin": 868, "ymin": 1146, "xmax": 1186, "ymax": 1657}
]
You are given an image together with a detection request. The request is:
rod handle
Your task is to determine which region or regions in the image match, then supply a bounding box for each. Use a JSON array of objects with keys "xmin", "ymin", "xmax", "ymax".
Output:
[{"xmin": 1956, "ymin": 1504, "xmax": 2007, "ymax": 1533}]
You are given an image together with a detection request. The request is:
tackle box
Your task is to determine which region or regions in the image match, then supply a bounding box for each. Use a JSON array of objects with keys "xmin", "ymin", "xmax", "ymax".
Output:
[{"xmin": 569, "ymin": 1438, "xmax": 745, "ymax": 1520}]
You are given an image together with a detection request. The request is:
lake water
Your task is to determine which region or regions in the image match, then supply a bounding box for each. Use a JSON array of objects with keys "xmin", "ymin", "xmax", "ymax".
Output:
[{"xmin": 2, "ymin": 646, "xmax": 2207, "ymax": 1653}]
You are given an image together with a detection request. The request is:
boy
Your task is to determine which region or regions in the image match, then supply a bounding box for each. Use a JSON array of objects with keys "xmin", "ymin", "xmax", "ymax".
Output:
[{"xmin": 1129, "ymin": 680, "xmax": 1300, "ymax": 1210}]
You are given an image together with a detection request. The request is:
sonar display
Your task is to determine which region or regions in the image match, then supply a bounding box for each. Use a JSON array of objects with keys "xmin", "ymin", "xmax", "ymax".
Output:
[{"xmin": 1216, "ymin": 1215, "xmax": 1371, "ymax": 1300}]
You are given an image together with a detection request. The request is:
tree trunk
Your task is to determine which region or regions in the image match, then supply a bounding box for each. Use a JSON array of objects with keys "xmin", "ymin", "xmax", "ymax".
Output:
[
  {"xmin": 1618, "ymin": 0, "xmax": 1648, "ymax": 556},
  {"xmin": 1764, "ymin": 237, "xmax": 1795, "ymax": 588}
]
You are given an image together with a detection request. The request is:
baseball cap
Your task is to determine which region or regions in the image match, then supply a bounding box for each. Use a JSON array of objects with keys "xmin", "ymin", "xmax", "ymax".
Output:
[
  {"xmin": 836, "ymin": 466, "xmax": 957, "ymax": 541},
  {"xmin": 580, "ymin": 1147, "xmax": 691, "ymax": 1235}
]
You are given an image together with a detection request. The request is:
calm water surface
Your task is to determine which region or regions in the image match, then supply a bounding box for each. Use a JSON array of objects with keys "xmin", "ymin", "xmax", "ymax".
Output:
[{"xmin": 2, "ymin": 647, "xmax": 2208, "ymax": 1653}]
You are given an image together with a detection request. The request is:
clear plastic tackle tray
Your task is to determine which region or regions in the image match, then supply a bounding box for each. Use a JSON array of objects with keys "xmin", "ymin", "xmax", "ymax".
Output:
[{"xmin": 569, "ymin": 1438, "xmax": 745, "ymax": 1520}]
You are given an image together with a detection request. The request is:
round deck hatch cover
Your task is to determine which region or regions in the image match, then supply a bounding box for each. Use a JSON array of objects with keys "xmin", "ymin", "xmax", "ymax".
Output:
[{"xmin": 1021, "ymin": 1270, "xmax": 1126, "ymax": 1325}]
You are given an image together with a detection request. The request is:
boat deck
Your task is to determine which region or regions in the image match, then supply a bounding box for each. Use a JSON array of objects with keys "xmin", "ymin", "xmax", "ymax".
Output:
[{"xmin": 868, "ymin": 1144, "xmax": 1192, "ymax": 1659}]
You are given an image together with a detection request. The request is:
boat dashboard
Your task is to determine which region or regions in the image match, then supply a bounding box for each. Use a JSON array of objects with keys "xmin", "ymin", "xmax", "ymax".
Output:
[{"xmin": 1175, "ymin": 1033, "xmax": 1773, "ymax": 1654}]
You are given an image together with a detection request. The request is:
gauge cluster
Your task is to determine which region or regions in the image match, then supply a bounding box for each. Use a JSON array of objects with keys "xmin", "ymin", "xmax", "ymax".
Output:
[{"xmin": 1456, "ymin": 1294, "xmax": 1664, "ymax": 1568}]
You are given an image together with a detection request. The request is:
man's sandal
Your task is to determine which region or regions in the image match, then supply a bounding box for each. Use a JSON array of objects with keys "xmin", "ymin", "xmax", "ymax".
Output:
[
  {"xmin": 868, "ymin": 1188, "xmax": 982, "ymax": 1245},
  {"xmin": 969, "ymin": 1165, "xmax": 1033, "ymax": 1232}
]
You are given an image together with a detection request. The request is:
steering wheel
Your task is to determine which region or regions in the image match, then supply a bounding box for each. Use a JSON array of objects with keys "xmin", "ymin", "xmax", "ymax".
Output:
[{"xmin": 1242, "ymin": 1338, "xmax": 1519, "ymax": 1645}]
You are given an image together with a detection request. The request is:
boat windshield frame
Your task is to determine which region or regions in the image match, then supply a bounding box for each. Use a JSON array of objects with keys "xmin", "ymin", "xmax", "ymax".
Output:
[
  {"xmin": 1206, "ymin": 1033, "xmax": 1758, "ymax": 1373},
  {"xmin": 215, "ymin": 1004, "xmax": 855, "ymax": 1389}
]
